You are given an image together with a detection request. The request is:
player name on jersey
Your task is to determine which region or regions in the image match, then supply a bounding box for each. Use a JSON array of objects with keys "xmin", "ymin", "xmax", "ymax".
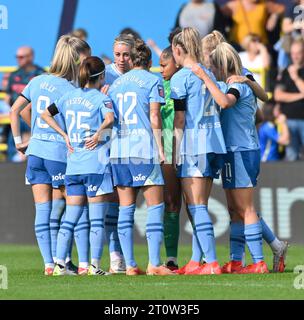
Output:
[
  {"xmin": 112, "ymin": 74, "xmax": 146, "ymax": 89},
  {"xmin": 66, "ymin": 97, "xmax": 94, "ymax": 110},
  {"xmin": 40, "ymin": 82, "xmax": 56, "ymax": 93}
]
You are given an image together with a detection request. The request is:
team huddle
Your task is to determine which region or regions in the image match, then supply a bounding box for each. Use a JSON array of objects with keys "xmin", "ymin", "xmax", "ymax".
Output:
[{"xmin": 10, "ymin": 27, "xmax": 288, "ymax": 276}]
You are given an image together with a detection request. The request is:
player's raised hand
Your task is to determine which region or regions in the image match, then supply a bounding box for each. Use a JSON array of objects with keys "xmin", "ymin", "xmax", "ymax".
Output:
[
  {"xmin": 101, "ymin": 85, "xmax": 110, "ymax": 96},
  {"xmin": 191, "ymin": 63, "xmax": 204, "ymax": 78}
]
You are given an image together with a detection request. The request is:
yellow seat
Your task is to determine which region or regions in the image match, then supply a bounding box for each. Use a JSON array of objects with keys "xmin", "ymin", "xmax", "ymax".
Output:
[
  {"xmin": 0, "ymin": 143, "xmax": 8, "ymax": 152},
  {"xmin": 0, "ymin": 117, "xmax": 10, "ymax": 125}
]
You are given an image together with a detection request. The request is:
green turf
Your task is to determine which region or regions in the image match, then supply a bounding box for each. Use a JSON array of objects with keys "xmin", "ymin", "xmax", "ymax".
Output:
[{"xmin": 0, "ymin": 244, "xmax": 303, "ymax": 300}]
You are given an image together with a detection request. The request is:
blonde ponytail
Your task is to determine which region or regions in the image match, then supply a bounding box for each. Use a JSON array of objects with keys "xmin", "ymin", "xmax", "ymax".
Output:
[
  {"xmin": 201, "ymin": 30, "xmax": 225, "ymax": 54},
  {"xmin": 211, "ymin": 42, "xmax": 242, "ymax": 81},
  {"xmin": 172, "ymin": 27, "xmax": 202, "ymax": 63},
  {"xmin": 49, "ymin": 35, "xmax": 91, "ymax": 83}
]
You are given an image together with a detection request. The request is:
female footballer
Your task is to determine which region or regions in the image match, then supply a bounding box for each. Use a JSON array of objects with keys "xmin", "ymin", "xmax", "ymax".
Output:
[
  {"xmin": 171, "ymin": 27, "xmax": 227, "ymax": 275},
  {"xmin": 109, "ymin": 39, "xmax": 175, "ymax": 276},
  {"xmin": 159, "ymin": 46, "xmax": 181, "ymax": 271},
  {"xmin": 201, "ymin": 31, "xmax": 288, "ymax": 273},
  {"xmin": 192, "ymin": 42, "xmax": 269, "ymax": 273},
  {"xmin": 104, "ymin": 34, "xmax": 135, "ymax": 87},
  {"xmin": 10, "ymin": 35, "xmax": 91, "ymax": 276},
  {"xmin": 103, "ymin": 34, "xmax": 136, "ymax": 274},
  {"xmin": 42, "ymin": 56, "xmax": 115, "ymax": 276}
]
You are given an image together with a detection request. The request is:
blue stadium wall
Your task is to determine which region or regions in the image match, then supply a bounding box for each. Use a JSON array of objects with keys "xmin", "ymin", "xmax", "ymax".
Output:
[
  {"xmin": 0, "ymin": 0, "xmax": 186, "ymax": 67},
  {"xmin": 0, "ymin": 0, "xmax": 292, "ymax": 66}
]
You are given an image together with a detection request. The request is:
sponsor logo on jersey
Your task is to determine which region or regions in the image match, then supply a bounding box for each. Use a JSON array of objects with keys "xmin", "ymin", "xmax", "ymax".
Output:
[
  {"xmin": 52, "ymin": 173, "xmax": 65, "ymax": 181},
  {"xmin": 158, "ymin": 85, "xmax": 164, "ymax": 98},
  {"xmin": 104, "ymin": 101, "xmax": 113, "ymax": 109},
  {"xmin": 88, "ymin": 185, "xmax": 98, "ymax": 192},
  {"xmin": 133, "ymin": 174, "xmax": 146, "ymax": 182}
]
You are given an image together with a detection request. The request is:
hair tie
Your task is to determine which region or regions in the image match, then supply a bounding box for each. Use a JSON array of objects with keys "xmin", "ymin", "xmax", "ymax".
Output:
[{"xmin": 90, "ymin": 70, "xmax": 105, "ymax": 78}]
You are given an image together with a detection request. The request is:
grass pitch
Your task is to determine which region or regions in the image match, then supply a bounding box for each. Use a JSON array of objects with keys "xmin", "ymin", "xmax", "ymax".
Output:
[{"xmin": 0, "ymin": 244, "xmax": 303, "ymax": 300}]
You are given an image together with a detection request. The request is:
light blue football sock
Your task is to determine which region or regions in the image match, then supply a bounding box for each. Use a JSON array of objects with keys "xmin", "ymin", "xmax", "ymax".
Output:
[
  {"xmin": 191, "ymin": 227, "xmax": 203, "ymax": 262},
  {"xmin": 188, "ymin": 204, "xmax": 217, "ymax": 264},
  {"xmin": 118, "ymin": 204, "xmax": 136, "ymax": 268},
  {"xmin": 89, "ymin": 202, "xmax": 108, "ymax": 263},
  {"xmin": 56, "ymin": 205, "xmax": 83, "ymax": 263},
  {"xmin": 74, "ymin": 205, "xmax": 90, "ymax": 264},
  {"xmin": 105, "ymin": 202, "xmax": 123, "ymax": 256},
  {"xmin": 59, "ymin": 210, "xmax": 74, "ymax": 262},
  {"xmin": 257, "ymin": 213, "xmax": 276, "ymax": 244},
  {"xmin": 245, "ymin": 222, "xmax": 264, "ymax": 263},
  {"xmin": 35, "ymin": 201, "xmax": 53, "ymax": 264},
  {"xmin": 50, "ymin": 199, "xmax": 65, "ymax": 260},
  {"xmin": 146, "ymin": 203, "xmax": 165, "ymax": 267},
  {"xmin": 230, "ymin": 221, "xmax": 245, "ymax": 261}
]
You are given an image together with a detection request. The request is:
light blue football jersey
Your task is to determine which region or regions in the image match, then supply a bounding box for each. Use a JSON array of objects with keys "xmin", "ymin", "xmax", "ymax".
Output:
[
  {"xmin": 56, "ymin": 88, "xmax": 114, "ymax": 175},
  {"xmin": 105, "ymin": 63, "xmax": 123, "ymax": 86},
  {"xmin": 22, "ymin": 74, "xmax": 75, "ymax": 163},
  {"xmin": 242, "ymin": 67, "xmax": 252, "ymax": 77},
  {"xmin": 219, "ymin": 82, "xmax": 260, "ymax": 151},
  {"xmin": 170, "ymin": 65, "xmax": 226, "ymax": 158},
  {"xmin": 109, "ymin": 69, "xmax": 165, "ymax": 160}
]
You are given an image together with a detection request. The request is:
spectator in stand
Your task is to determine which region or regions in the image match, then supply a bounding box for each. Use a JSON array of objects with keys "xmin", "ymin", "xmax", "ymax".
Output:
[
  {"xmin": 174, "ymin": 0, "xmax": 227, "ymax": 38},
  {"xmin": 6, "ymin": 46, "xmax": 45, "ymax": 162},
  {"xmin": 274, "ymin": 38, "xmax": 304, "ymax": 161},
  {"xmin": 1, "ymin": 72, "xmax": 10, "ymax": 92},
  {"xmin": 71, "ymin": 28, "xmax": 88, "ymax": 41},
  {"xmin": 259, "ymin": 100, "xmax": 290, "ymax": 162},
  {"xmin": 239, "ymin": 33, "xmax": 271, "ymax": 85},
  {"xmin": 0, "ymin": 100, "xmax": 10, "ymax": 143},
  {"xmin": 221, "ymin": 0, "xmax": 285, "ymax": 50},
  {"xmin": 275, "ymin": 1, "xmax": 304, "ymax": 71},
  {"xmin": 6, "ymin": 47, "xmax": 44, "ymax": 106},
  {"xmin": 282, "ymin": 0, "xmax": 304, "ymax": 37}
]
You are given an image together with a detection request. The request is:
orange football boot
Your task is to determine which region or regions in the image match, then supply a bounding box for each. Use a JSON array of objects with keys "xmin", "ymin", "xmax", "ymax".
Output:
[
  {"xmin": 189, "ymin": 261, "xmax": 222, "ymax": 275},
  {"xmin": 238, "ymin": 261, "xmax": 269, "ymax": 274},
  {"xmin": 221, "ymin": 261, "xmax": 243, "ymax": 274},
  {"xmin": 126, "ymin": 266, "xmax": 145, "ymax": 276},
  {"xmin": 174, "ymin": 260, "xmax": 201, "ymax": 275},
  {"xmin": 146, "ymin": 264, "xmax": 176, "ymax": 275}
]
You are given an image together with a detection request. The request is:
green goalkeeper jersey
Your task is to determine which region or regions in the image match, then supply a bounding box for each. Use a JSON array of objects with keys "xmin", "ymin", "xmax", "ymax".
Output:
[{"xmin": 161, "ymin": 80, "xmax": 174, "ymax": 163}]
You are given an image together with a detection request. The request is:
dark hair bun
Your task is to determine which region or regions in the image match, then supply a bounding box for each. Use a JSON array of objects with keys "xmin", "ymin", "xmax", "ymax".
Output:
[{"xmin": 132, "ymin": 40, "xmax": 151, "ymax": 68}]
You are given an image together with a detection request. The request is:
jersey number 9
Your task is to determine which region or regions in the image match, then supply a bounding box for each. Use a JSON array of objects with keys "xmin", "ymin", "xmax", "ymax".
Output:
[{"xmin": 37, "ymin": 96, "xmax": 51, "ymax": 129}]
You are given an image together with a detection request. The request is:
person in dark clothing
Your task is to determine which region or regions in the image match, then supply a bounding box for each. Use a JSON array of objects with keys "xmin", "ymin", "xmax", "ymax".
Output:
[
  {"xmin": 274, "ymin": 38, "xmax": 304, "ymax": 161},
  {"xmin": 5, "ymin": 46, "xmax": 45, "ymax": 162}
]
